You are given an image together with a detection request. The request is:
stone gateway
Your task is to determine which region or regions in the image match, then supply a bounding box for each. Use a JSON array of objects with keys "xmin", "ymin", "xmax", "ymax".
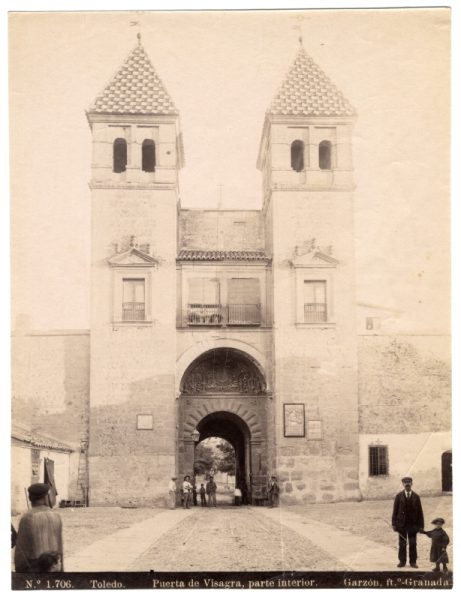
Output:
[{"xmin": 11, "ymin": 35, "xmax": 450, "ymax": 510}]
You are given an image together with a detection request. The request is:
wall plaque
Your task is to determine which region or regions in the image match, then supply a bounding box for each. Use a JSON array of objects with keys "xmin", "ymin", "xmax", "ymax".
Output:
[
  {"xmin": 283, "ymin": 403, "xmax": 305, "ymax": 437},
  {"xmin": 136, "ymin": 414, "xmax": 153, "ymax": 430}
]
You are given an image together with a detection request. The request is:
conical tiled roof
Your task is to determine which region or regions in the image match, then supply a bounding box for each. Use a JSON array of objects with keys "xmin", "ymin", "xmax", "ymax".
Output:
[
  {"xmin": 269, "ymin": 48, "xmax": 355, "ymax": 117},
  {"xmin": 89, "ymin": 43, "xmax": 178, "ymax": 115}
]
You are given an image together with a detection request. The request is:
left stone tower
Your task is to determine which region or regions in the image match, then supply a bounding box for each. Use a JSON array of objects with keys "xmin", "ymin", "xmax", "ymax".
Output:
[{"xmin": 86, "ymin": 38, "xmax": 184, "ymax": 505}]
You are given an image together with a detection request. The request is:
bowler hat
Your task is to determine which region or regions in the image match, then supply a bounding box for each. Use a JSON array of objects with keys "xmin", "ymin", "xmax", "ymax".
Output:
[
  {"xmin": 401, "ymin": 477, "xmax": 413, "ymax": 484},
  {"xmin": 431, "ymin": 518, "xmax": 445, "ymax": 525},
  {"xmin": 28, "ymin": 483, "xmax": 50, "ymax": 500}
]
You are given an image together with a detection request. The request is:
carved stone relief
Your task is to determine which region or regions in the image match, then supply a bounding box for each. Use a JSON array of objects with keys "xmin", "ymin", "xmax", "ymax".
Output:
[{"xmin": 182, "ymin": 350, "xmax": 265, "ymax": 394}]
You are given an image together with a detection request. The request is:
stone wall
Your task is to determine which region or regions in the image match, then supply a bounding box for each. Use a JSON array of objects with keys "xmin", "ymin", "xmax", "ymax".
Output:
[
  {"xmin": 89, "ymin": 185, "xmax": 178, "ymax": 506},
  {"xmin": 268, "ymin": 189, "xmax": 360, "ymax": 505},
  {"xmin": 357, "ymin": 334, "xmax": 451, "ymax": 498},
  {"xmin": 358, "ymin": 334, "xmax": 451, "ymax": 434},
  {"xmin": 11, "ymin": 331, "xmax": 89, "ymax": 445},
  {"xmin": 179, "ymin": 210, "xmax": 264, "ymax": 250}
]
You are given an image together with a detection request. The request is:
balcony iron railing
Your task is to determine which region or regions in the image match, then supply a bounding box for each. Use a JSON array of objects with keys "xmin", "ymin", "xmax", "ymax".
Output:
[
  {"xmin": 187, "ymin": 304, "xmax": 224, "ymax": 325},
  {"xmin": 303, "ymin": 303, "xmax": 327, "ymax": 323},
  {"xmin": 186, "ymin": 303, "xmax": 261, "ymax": 326},
  {"xmin": 228, "ymin": 304, "xmax": 261, "ymax": 325},
  {"xmin": 122, "ymin": 302, "xmax": 145, "ymax": 321}
]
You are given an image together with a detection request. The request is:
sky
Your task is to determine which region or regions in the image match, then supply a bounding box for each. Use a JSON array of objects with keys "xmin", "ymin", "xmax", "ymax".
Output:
[{"xmin": 9, "ymin": 8, "xmax": 451, "ymax": 332}]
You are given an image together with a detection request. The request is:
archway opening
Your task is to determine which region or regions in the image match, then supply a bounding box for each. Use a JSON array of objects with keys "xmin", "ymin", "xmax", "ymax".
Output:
[
  {"xmin": 179, "ymin": 347, "xmax": 268, "ymax": 505},
  {"xmin": 194, "ymin": 412, "xmax": 251, "ymax": 506},
  {"xmin": 194, "ymin": 437, "xmax": 236, "ymax": 506}
]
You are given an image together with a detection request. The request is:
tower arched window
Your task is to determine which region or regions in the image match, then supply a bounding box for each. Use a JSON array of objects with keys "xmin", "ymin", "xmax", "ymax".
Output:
[
  {"xmin": 142, "ymin": 139, "xmax": 156, "ymax": 173},
  {"xmin": 319, "ymin": 140, "xmax": 332, "ymax": 170},
  {"xmin": 291, "ymin": 140, "xmax": 304, "ymax": 172},
  {"xmin": 113, "ymin": 138, "xmax": 127, "ymax": 173}
]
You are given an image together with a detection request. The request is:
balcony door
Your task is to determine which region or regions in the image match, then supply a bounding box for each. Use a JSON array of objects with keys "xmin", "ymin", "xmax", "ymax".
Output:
[
  {"xmin": 187, "ymin": 278, "xmax": 221, "ymax": 325},
  {"xmin": 228, "ymin": 278, "xmax": 260, "ymax": 325}
]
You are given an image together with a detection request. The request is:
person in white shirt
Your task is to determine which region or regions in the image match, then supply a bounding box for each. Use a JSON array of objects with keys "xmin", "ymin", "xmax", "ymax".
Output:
[
  {"xmin": 168, "ymin": 477, "xmax": 177, "ymax": 509},
  {"xmin": 182, "ymin": 475, "xmax": 193, "ymax": 509},
  {"xmin": 234, "ymin": 486, "xmax": 242, "ymax": 506}
]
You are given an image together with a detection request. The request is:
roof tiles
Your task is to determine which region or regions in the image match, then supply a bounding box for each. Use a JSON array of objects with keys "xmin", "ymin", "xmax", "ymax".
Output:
[
  {"xmin": 178, "ymin": 250, "xmax": 269, "ymax": 262},
  {"xmin": 269, "ymin": 48, "xmax": 355, "ymax": 117},
  {"xmin": 89, "ymin": 43, "xmax": 177, "ymax": 115}
]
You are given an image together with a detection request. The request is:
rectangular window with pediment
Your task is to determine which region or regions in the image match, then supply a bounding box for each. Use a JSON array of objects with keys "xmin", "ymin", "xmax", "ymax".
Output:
[
  {"xmin": 122, "ymin": 278, "xmax": 145, "ymax": 321},
  {"xmin": 303, "ymin": 280, "xmax": 327, "ymax": 323}
]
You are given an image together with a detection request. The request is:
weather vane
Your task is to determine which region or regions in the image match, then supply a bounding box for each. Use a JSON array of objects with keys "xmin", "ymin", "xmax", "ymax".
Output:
[{"xmin": 129, "ymin": 20, "xmax": 141, "ymax": 44}]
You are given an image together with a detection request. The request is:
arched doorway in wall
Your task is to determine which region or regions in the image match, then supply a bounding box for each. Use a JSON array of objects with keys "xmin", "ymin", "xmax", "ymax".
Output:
[
  {"xmin": 441, "ymin": 450, "xmax": 452, "ymax": 492},
  {"xmin": 178, "ymin": 348, "xmax": 268, "ymax": 505},
  {"xmin": 194, "ymin": 416, "xmax": 247, "ymax": 506}
]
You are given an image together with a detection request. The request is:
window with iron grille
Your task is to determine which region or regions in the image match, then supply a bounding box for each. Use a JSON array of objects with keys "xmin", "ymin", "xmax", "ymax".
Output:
[
  {"xmin": 369, "ymin": 445, "xmax": 389, "ymax": 476},
  {"xmin": 122, "ymin": 278, "xmax": 145, "ymax": 321},
  {"xmin": 303, "ymin": 280, "xmax": 327, "ymax": 323}
]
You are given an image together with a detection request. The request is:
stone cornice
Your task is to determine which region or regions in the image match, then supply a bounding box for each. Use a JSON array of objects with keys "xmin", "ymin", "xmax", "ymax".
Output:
[{"xmin": 89, "ymin": 181, "xmax": 177, "ymax": 191}]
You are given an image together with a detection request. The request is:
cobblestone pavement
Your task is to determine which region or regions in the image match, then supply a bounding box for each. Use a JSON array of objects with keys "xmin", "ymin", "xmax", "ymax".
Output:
[
  {"xmin": 12, "ymin": 495, "xmax": 452, "ymax": 572},
  {"xmin": 132, "ymin": 505, "xmax": 344, "ymax": 571}
]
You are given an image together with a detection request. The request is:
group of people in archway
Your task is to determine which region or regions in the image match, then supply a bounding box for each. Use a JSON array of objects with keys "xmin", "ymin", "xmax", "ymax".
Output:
[
  {"xmin": 167, "ymin": 474, "xmax": 279, "ymax": 509},
  {"xmin": 168, "ymin": 475, "xmax": 218, "ymax": 509}
]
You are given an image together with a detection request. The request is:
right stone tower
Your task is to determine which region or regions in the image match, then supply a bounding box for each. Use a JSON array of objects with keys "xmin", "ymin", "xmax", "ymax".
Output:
[{"xmin": 257, "ymin": 46, "xmax": 360, "ymax": 502}]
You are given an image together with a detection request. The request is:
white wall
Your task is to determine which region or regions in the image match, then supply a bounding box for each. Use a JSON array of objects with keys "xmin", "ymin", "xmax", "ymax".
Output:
[{"xmin": 359, "ymin": 432, "xmax": 451, "ymax": 499}]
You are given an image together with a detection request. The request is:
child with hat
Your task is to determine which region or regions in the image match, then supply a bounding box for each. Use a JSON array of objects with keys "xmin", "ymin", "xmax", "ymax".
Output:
[{"xmin": 420, "ymin": 518, "xmax": 450, "ymax": 573}]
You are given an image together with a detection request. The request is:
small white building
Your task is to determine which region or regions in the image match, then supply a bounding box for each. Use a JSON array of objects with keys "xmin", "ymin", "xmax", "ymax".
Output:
[{"xmin": 11, "ymin": 423, "xmax": 80, "ymax": 514}]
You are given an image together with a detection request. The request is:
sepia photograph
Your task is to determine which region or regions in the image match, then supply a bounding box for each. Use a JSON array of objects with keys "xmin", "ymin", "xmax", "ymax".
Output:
[{"xmin": 8, "ymin": 5, "xmax": 452, "ymax": 590}]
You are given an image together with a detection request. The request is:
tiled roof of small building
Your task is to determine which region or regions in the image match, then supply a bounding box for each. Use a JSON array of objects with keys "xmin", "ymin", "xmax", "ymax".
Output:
[
  {"xmin": 89, "ymin": 43, "xmax": 178, "ymax": 115},
  {"xmin": 269, "ymin": 48, "xmax": 355, "ymax": 117},
  {"xmin": 178, "ymin": 250, "xmax": 269, "ymax": 262},
  {"xmin": 12, "ymin": 424, "xmax": 75, "ymax": 452}
]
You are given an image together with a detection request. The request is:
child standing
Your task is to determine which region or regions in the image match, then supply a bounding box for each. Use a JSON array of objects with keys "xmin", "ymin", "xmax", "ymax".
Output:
[{"xmin": 421, "ymin": 518, "xmax": 450, "ymax": 573}]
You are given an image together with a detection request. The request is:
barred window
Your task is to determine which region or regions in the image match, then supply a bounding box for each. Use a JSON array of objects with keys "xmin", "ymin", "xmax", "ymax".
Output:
[
  {"xmin": 122, "ymin": 278, "xmax": 145, "ymax": 321},
  {"xmin": 303, "ymin": 280, "xmax": 327, "ymax": 323},
  {"xmin": 369, "ymin": 446, "xmax": 388, "ymax": 476}
]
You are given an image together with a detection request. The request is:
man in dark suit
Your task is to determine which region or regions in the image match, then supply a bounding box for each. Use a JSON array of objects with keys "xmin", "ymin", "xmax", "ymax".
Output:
[{"xmin": 392, "ymin": 476, "xmax": 425, "ymax": 568}]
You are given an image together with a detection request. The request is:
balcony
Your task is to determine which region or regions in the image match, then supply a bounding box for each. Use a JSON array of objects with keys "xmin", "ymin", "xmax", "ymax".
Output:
[
  {"xmin": 186, "ymin": 303, "xmax": 261, "ymax": 327},
  {"xmin": 122, "ymin": 302, "xmax": 145, "ymax": 321},
  {"xmin": 228, "ymin": 303, "xmax": 261, "ymax": 325},
  {"xmin": 303, "ymin": 303, "xmax": 327, "ymax": 323}
]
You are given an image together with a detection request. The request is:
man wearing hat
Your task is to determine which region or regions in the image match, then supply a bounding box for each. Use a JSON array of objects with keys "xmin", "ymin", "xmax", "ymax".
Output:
[
  {"xmin": 14, "ymin": 483, "xmax": 63, "ymax": 572},
  {"xmin": 391, "ymin": 477, "xmax": 425, "ymax": 568}
]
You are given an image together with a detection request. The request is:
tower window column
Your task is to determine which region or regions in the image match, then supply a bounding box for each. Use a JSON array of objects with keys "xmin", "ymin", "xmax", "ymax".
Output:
[
  {"xmin": 319, "ymin": 140, "xmax": 332, "ymax": 170},
  {"xmin": 291, "ymin": 139, "xmax": 305, "ymax": 172},
  {"xmin": 113, "ymin": 138, "xmax": 127, "ymax": 173},
  {"xmin": 142, "ymin": 139, "xmax": 156, "ymax": 172}
]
